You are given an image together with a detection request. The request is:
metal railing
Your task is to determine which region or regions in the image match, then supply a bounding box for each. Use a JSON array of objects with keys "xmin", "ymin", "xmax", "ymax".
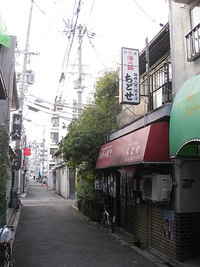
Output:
[{"xmin": 185, "ymin": 23, "xmax": 200, "ymax": 62}]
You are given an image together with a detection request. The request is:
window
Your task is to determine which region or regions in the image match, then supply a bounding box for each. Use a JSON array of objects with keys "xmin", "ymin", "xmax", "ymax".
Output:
[
  {"xmin": 50, "ymin": 132, "xmax": 59, "ymax": 143},
  {"xmin": 49, "ymin": 164, "xmax": 55, "ymax": 169},
  {"xmin": 50, "ymin": 148, "xmax": 58, "ymax": 155},
  {"xmin": 190, "ymin": 1, "xmax": 200, "ymax": 29},
  {"xmin": 140, "ymin": 61, "xmax": 172, "ymax": 110},
  {"xmin": 186, "ymin": 2, "xmax": 200, "ymax": 61},
  {"xmin": 51, "ymin": 117, "xmax": 59, "ymax": 127}
]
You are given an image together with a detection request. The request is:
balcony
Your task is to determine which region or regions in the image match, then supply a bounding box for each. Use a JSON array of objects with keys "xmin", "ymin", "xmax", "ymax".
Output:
[
  {"xmin": 173, "ymin": 0, "xmax": 191, "ymax": 3},
  {"xmin": 185, "ymin": 23, "xmax": 200, "ymax": 62}
]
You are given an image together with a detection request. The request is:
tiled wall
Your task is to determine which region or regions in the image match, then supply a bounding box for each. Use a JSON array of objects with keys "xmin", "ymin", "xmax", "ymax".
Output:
[{"xmin": 175, "ymin": 212, "xmax": 200, "ymax": 261}]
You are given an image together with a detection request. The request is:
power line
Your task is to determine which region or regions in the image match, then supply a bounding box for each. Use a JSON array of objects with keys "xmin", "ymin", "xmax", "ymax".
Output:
[
  {"xmin": 134, "ymin": 0, "xmax": 164, "ymax": 27},
  {"xmin": 55, "ymin": 0, "xmax": 82, "ymax": 103}
]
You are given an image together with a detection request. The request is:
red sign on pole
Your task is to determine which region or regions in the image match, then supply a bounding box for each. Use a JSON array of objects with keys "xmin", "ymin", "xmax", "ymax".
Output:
[{"xmin": 23, "ymin": 148, "xmax": 31, "ymax": 156}]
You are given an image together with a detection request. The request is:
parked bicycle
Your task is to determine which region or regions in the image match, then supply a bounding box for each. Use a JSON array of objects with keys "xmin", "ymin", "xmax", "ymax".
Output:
[
  {"xmin": 12, "ymin": 187, "xmax": 23, "ymax": 211},
  {"xmin": 100, "ymin": 204, "xmax": 116, "ymax": 233},
  {"xmin": 0, "ymin": 225, "xmax": 14, "ymax": 267}
]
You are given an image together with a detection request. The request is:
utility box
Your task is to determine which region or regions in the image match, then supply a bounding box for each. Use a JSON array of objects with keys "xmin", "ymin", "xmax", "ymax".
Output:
[{"xmin": 142, "ymin": 174, "xmax": 172, "ymax": 202}]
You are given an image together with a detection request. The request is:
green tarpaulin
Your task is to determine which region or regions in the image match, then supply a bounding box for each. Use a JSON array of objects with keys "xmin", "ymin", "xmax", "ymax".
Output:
[
  {"xmin": 170, "ymin": 74, "xmax": 200, "ymax": 157},
  {"xmin": 0, "ymin": 14, "xmax": 10, "ymax": 48}
]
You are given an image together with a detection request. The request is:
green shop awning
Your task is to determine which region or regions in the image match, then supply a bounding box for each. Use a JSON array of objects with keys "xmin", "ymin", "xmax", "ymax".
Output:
[
  {"xmin": 170, "ymin": 74, "xmax": 200, "ymax": 157},
  {"xmin": 0, "ymin": 15, "xmax": 10, "ymax": 48}
]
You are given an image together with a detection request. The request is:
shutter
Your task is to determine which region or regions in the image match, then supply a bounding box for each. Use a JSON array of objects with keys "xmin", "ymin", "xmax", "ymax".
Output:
[
  {"xmin": 149, "ymin": 206, "xmax": 176, "ymax": 260},
  {"xmin": 136, "ymin": 204, "xmax": 147, "ymax": 246}
]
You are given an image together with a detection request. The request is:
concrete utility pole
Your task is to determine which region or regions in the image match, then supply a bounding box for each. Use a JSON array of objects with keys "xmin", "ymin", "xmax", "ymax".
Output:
[
  {"xmin": 19, "ymin": 0, "xmax": 33, "ymax": 112},
  {"xmin": 17, "ymin": 0, "xmax": 34, "ymax": 194},
  {"xmin": 77, "ymin": 24, "xmax": 84, "ymax": 116}
]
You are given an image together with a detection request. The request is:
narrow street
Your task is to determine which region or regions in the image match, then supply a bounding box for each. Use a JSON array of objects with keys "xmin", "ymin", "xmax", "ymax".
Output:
[{"xmin": 12, "ymin": 180, "xmax": 160, "ymax": 267}]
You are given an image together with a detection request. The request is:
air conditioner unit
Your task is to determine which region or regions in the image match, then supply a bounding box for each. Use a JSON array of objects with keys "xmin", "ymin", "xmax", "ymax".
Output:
[
  {"xmin": 142, "ymin": 174, "xmax": 172, "ymax": 202},
  {"xmin": 162, "ymin": 93, "xmax": 172, "ymax": 104}
]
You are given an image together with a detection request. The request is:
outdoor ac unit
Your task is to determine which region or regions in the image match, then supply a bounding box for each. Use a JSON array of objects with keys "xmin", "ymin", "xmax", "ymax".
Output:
[
  {"xmin": 142, "ymin": 174, "xmax": 172, "ymax": 202},
  {"xmin": 162, "ymin": 93, "xmax": 172, "ymax": 104}
]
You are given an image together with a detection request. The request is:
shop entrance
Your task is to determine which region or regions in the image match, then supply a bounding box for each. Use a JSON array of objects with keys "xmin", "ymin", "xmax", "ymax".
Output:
[{"xmin": 119, "ymin": 173, "xmax": 135, "ymax": 234}]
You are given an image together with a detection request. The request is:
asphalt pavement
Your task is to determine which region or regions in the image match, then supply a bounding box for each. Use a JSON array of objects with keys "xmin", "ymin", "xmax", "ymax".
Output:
[{"xmin": 10, "ymin": 180, "xmax": 192, "ymax": 267}]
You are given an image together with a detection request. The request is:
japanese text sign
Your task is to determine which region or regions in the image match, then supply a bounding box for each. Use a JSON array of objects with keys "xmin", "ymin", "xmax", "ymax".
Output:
[
  {"xmin": 12, "ymin": 113, "xmax": 22, "ymax": 141},
  {"xmin": 119, "ymin": 47, "xmax": 140, "ymax": 105}
]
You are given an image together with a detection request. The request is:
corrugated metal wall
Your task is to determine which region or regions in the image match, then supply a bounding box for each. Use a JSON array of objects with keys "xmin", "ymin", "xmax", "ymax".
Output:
[
  {"xmin": 137, "ymin": 204, "xmax": 176, "ymax": 260},
  {"xmin": 149, "ymin": 206, "xmax": 176, "ymax": 260},
  {"xmin": 136, "ymin": 204, "xmax": 147, "ymax": 246}
]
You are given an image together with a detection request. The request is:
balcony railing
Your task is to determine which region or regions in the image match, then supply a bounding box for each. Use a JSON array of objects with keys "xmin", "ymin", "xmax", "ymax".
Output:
[
  {"xmin": 185, "ymin": 23, "xmax": 200, "ymax": 62},
  {"xmin": 109, "ymin": 61, "xmax": 172, "ymax": 121}
]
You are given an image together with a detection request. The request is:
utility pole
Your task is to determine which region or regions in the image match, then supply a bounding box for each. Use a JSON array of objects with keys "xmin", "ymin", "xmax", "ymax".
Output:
[
  {"xmin": 17, "ymin": 0, "xmax": 34, "ymax": 194},
  {"xmin": 77, "ymin": 24, "xmax": 83, "ymax": 116},
  {"xmin": 19, "ymin": 0, "xmax": 33, "ymax": 112}
]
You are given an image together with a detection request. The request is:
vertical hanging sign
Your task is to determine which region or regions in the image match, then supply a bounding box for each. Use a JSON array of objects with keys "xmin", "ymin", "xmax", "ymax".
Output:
[
  {"xmin": 119, "ymin": 47, "xmax": 140, "ymax": 105},
  {"xmin": 12, "ymin": 114, "xmax": 22, "ymax": 141}
]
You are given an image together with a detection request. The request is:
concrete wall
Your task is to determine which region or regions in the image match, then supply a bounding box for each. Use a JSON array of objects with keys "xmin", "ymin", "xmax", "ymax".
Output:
[
  {"xmin": 169, "ymin": 0, "xmax": 200, "ymax": 93},
  {"xmin": 59, "ymin": 166, "xmax": 69, "ymax": 199},
  {"xmin": 174, "ymin": 160, "xmax": 200, "ymax": 213}
]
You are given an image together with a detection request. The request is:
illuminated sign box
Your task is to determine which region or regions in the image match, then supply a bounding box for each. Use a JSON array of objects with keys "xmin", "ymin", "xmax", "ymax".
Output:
[{"xmin": 119, "ymin": 47, "xmax": 140, "ymax": 105}]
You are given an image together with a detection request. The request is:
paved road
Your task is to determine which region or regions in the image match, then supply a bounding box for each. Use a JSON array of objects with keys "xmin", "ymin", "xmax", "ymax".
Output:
[{"xmin": 12, "ymin": 180, "xmax": 159, "ymax": 267}]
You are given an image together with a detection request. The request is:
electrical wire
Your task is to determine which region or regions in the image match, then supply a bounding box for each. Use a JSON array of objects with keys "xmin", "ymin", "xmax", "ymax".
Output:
[
  {"xmin": 134, "ymin": 0, "xmax": 164, "ymax": 27},
  {"xmin": 86, "ymin": 34, "xmax": 112, "ymax": 73},
  {"xmin": 55, "ymin": 0, "xmax": 82, "ymax": 103},
  {"xmin": 59, "ymin": 0, "xmax": 96, "ymax": 104}
]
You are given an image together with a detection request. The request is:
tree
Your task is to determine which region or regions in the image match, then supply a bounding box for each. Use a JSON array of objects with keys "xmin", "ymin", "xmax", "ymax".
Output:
[
  {"xmin": 59, "ymin": 70, "xmax": 119, "ymax": 207},
  {"xmin": 0, "ymin": 124, "xmax": 10, "ymax": 225},
  {"xmin": 60, "ymin": 70, "xmax": 119, "ymax": 169}
]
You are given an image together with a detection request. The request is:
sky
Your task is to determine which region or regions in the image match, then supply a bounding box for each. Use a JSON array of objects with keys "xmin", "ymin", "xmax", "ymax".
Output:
[{"xmin": 0, "ymin": 0, "xmax": 169, "ymax": 142}]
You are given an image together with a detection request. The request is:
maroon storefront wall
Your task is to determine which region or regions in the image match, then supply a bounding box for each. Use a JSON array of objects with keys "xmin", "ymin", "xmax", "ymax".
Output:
[{"xmin": 96, "ymin": 122, "xmax": 171, "ymax": 169}]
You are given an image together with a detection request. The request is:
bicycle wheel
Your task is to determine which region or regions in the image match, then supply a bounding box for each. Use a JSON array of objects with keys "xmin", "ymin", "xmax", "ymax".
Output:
[
  {"xmin": 4, "ymin": 244, "xmax": 12, "ymax": 267},
  {"xmin": 108, "ymin": 216, "xmax": 117, "ymax": 233},
  {"xmin": 12, "ymin": 199, "xmax": 19, "ymax": 211},
  {"xmin": 100, "ymin": 212, "xmax": 106, "ymax": 227},
  {"xmin": 108, "ymin": 217, "xmax": 114, "ymax": 233},
  {"xmin": 0, "ymin": 244, "xmax": 5, "ymax": 266}
]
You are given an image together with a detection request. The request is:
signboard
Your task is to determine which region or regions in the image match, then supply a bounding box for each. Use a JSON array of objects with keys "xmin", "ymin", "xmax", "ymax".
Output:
[
  {"xmin": 12, "ymin": 114, "xmax": 22, "ymax": 141},
  {"xmin": 95, "ymin": 179, "xmax": 102, "ymax": 190},
  {"xmin": 119, "ymin": 47, "xmax": 140, "ymax": 105},
  {"xmin": 13, "ymin": 149, "xmax": 22, "ymax": 170},
  {"xmin": 23, "ymin": 148, "xmax": 31, "ymax": 156}
]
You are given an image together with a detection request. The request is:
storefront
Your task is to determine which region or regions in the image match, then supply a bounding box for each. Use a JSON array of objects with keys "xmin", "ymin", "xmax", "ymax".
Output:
[{"xmin": 96, "ymin": 121, "xmax": 173, "ymax": 255}]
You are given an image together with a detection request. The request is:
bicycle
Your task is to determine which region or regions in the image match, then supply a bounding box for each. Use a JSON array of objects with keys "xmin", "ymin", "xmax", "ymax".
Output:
[
  {"xmin": 12, "ymin": 188, "xmax": 23, "ymax": 211},
  {"xmin": 100, "ymin": 204, "xmax": 116, "ymax": 233},
  {"xmin": 0, "ymin": 225, "xmax": 14, "ymax": 267}
]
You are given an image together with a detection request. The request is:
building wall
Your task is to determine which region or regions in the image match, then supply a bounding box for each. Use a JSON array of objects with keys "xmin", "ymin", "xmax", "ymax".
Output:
[
  {"xmin": 59, "ymin": 166, "xmax": 69, "ymax": 199},
  {"xmin": 174, "ymin": 160, "xmax": 200, "ymax": 213},
  {"xmin": 168, "ymin": 0, "xmax": 200, "ymax": 262},
  {"xmin": 169, "ymin": 0, "xmax": 200, "ymax": 93},
  {"xmin": 98, "ymin": 1, "xmax": 200, "ymax": 263},
  {"xmin": 175, "ymin": 212, "xmax": 200, "ymax": 261}
]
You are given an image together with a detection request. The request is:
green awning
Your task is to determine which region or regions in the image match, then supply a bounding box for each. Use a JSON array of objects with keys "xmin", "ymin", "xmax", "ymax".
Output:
[
  {"xmin": 0, "ymin": 15, "xmax": 10, "ymax": 48},
  {"xmin": 170, "ymin": 74, "xmax": 200, "ymax": 157}
]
